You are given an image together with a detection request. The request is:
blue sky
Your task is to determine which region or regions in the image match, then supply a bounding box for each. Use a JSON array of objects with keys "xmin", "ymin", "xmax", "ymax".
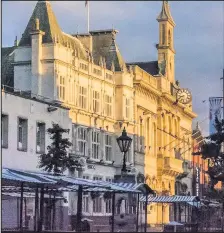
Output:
[{"xmin": 2, "ymin": 1, "xmax": 224, "ymax": 135}]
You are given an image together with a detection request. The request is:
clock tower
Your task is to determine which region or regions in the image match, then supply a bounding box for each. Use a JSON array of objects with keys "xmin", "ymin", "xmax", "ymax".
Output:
[{"xmin": 157, "ymin": 1, "xmax": 176, "ymax": 83}]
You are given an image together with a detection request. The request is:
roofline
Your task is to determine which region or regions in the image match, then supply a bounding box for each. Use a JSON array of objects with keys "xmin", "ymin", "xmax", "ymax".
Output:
[
  {"xmin": 89, "ymin": 29, "xmax": 119, "ymax": 35},
  {"xmin": 2, "ymin": 87, "xmax": 70, "ymax": 110},
  {"xmin": 73, "ymin": 29, "xmax": 119, "ymax": 37},
  {"xmin": 127, "ymin": 61, "xmax": 158, "ymax": 65}
]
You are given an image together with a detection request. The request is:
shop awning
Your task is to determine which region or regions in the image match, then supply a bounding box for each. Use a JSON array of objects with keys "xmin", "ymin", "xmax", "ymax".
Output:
[{"xmin": 140, "ymin": 195, "xmax": 200, "ymax": 203}]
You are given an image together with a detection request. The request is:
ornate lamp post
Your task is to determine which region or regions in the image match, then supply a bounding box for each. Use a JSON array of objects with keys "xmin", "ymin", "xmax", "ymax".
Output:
[{"xmin": 116, "ymin": 128, "xmax": 132, "ymax": 173}]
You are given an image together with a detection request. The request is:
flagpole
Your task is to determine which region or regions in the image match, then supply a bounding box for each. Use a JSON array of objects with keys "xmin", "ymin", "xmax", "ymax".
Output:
[{"xmin": 87, "ymin": 1, "xmax": 90, "ymax": 33}]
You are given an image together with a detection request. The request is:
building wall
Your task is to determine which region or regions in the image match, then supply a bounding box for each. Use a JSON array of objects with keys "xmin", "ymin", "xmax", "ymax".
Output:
[{"xmin": 2, "ymin": 90, "xmax": 72, "ymax": 171}]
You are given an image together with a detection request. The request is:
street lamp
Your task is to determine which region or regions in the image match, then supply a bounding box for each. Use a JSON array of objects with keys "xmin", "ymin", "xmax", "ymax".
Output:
[{"xmin": 116, "ymin": 127, "xmax": 132, "ymax": 173}]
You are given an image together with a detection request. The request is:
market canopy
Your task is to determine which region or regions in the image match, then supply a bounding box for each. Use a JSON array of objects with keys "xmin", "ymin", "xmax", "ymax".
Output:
[
  {"xmin": 2, "ymin": 167, "xmax": 153, "ymax": 194},
  {"xmin": 140, "ymin": 195, "xmax": 200, "ymax": 203}
]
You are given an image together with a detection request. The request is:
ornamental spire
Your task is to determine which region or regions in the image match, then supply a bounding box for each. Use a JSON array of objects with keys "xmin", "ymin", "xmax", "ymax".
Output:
[{"xmin": 157, "ymin": 0, "xmax": 175, "ymax": 27}]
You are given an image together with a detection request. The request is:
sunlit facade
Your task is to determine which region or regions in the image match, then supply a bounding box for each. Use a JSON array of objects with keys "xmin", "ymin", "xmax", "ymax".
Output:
[{"xmin": 2, "ymin": 0, "xmax": 197, "ymax": 226}]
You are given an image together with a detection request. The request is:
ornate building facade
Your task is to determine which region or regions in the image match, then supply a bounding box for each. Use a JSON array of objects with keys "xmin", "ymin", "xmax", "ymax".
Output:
[{"xmin": 2, "ymin": 0, "xmax": 196, "ymax": 226}]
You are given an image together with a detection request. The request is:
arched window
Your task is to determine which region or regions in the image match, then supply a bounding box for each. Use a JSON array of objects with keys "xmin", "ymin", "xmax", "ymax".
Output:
[{"xmin": 168, "ymin": 30, "xmax": 171, "ymax": 46}]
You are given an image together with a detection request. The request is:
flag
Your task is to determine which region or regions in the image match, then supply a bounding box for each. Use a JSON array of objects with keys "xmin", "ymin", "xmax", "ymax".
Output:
[{"xmin": 85, "ymin": 1, "xmax": 88, "ymax": 7}]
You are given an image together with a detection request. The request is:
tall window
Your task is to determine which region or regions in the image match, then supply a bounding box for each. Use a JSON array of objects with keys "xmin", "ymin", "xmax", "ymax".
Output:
[
  {"xmin": 2, "ymin": 114, "xmax": 8, "ymax": 148},
  {"xmin": 93, "ymin": 177, "xmax": 102, "ymax": 213},
  {"xmin": 168, "ymin": 30, "xmax": 171, "ymax": 46},
  {"xmin": 18, "ymin": 118, "xmax": 28, "ymax": 151},
  {"xmin": 36, "ymin": 122, "xmax": 45, "ymax": 153},
  {"xmin": 125, "ymin": 98, "xmax": 130, "ymax": 119},
  {"xmin": 92, "ymin": 131, "xmax": 100, "ymax": 159},
  {"xmin": 79, "ymin": 86, "xmax": 87, "ymax": 109},
  {"xmin": 105, "ymin": 135, "xmax": 112, "ymax": 161},
  {"xmin": 139, "ymin": 120, "xmax": 144, "ymax": 152},
  {"xmin": 59, "ymin": 76, "xmax": 65, "ymax": 100},
  {"xmin": 77, "ymin": 127, "xmax": 87, "ymax": 155},
  {"xmin": 83, "ymin": 175, "xmax": 89, "ymax": 213},
  {"xmin": 105, "ymin": 95, "xmax": 112, "ymax": 117},
  {"xmin": 105, "ymin": 178, "xmax": 113, "ymax": 213},
  {"xmin": 93, "ymin": 91, "xmax": 100, "ymax": 113},
  {"xmin": 162, "ymin": 24, "xmax": 165, "ymax": 45}
]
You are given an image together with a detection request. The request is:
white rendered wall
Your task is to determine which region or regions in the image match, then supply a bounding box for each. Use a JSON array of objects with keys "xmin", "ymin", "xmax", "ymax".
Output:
[{"xmin": 2, "ymin": 91, "xmax": 72, "ymax": 172}]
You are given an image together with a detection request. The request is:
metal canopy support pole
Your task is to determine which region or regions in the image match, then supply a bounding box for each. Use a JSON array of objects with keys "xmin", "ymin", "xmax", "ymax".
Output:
[
  {"xmin": 174, "ymin": 202, "xmax": 177, "ymax": 222},
  {"xmin": 76, "ymin": 185, "xmax": 83, "ymax": 232},
  {"xmin": 38, "ymin": 186, "xmax": 44, "ymax": 232},
  {"xmin": 144, "ymin": 194, "xmax": 148, "ymax": 232},
  {"xmin": 20, "ymin": 182, "xmax": 24, "ymax": 231},
  {"xmin": 136, "ymin": 193, "xmax": 139, "ymax": 232},
  {"xmin": 52, "ymin": 191, "xmax": 56, "ymax": 231},
  {"xmin": 111, "ymin": 192, "xmax": 116, "ymax": 232},
  {"xmin": 24, "ymin": 198, "xmax": 27, "ymax": 230},
  {"xmin": 34, "ymin": 187, "xmax": 39, "ymax": 231}
]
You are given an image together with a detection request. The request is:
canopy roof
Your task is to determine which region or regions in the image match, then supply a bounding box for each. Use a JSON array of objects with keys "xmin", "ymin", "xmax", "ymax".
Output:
[
  {"xmin": 140, "ymin": 195, "xmax": 200, "ymax": 203},
  {"xmin": 2, "ymin": 168, "xmax": 152, "ymax": 194}
]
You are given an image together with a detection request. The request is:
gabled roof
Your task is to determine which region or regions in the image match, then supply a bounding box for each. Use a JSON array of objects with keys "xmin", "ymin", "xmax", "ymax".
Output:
[
  {"xmin": 127, "ymin": 61, "xmax": 159, "ymax": 76},
  {"xmin": 157, "ymin": 1, "xmax": 175, "ymax": 27},
  {"xmin": 19, "ymin": 1, "xmax": 88, "ymax": 60}
]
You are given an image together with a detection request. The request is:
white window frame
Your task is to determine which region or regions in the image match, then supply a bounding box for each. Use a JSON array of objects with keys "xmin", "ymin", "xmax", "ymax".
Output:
[
  {"xmin": 93, "ymin": 90, "xmax": 100, "ymax": 113},
  {"xmin": 59, "ymin": 76, "xmax": 65, "ymax": 100},
  {"xmin": 2, "ymin": 114, "xmax": 8, "ymax": 148},
  {"xmin": 125, "ymin": 98, "xmax": 130, "ymax": 119},
  {"xmin": 77, "ymin": 127, "xmax": 87, "ymax": 156},
  {"xmin": 105, "ymin": 95, "xmax": 112, "ymax": 117},
  {"xmin": 79, "ymin": 86, "xmax": 87, "ymax": 109},
  {"xmin": 93, "ymin": 176, "xmax": 103, "ymax": 213},
  {"xmin": 105, "ymin": 177, "xmax": 113, "ymax": 214},
  {"xmin": 105, "ymin": 134, "xmax": 112, "ymax": 161},
  {"xmin": 17, "ymin": 117, "xmax": 28, "ymax": 151},
  {"xmin": 36, "ymin": 122, "xmax": 45, "ymax": 154},
  {"xmin": 92, "ymin": 130, "xmax": 100, "ymax": 159}
]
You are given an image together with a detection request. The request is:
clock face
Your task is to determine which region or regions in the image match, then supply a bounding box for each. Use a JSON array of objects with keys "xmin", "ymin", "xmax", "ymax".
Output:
[{"xmin": 176, "ymin": 88, "xmax": 192, "ymax": 104}]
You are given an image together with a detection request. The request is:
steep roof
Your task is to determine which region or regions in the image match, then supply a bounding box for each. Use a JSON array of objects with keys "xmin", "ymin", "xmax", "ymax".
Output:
[
  {"xmin": 157, "ymin": 1, "xmax": 175, "ymax": 27},
  {"xmin": 127, "ymin": 61, "xmax": 159, "ymax": 76},
  {"xmin": 2, "ymin": 47, "xmax": 15, "ymax": 89},
  {"xmin": 19, "ymin": 1, "xmax": 88, "ymax": 60},
  {"xmin": 89, "ymin": 30, "xmax": 126, "ymax": 72}
]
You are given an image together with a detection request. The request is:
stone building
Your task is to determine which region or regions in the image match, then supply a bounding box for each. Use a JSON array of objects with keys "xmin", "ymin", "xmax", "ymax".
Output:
[{"xmin": 2, "ymin": 0, "xmax": 197, "ymax": 227}]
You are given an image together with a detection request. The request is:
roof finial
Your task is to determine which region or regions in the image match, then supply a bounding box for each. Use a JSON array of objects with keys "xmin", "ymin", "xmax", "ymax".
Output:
[
  {"xmin": 35, "ymin": 18, "xmax": 40, "ymax": 30},
  {"xmin": 14, "ymin": 36, "xmax": 18, "ymax": 47},
  {"xmin": 157, "ymin": 0, "xmax": 175, "ymax": 27}
]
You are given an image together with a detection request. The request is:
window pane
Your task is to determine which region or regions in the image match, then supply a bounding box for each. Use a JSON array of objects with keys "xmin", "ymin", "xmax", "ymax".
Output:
[{"xmin": 2, "ymin": 115, "xmax": 8, "ymax": 148}]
